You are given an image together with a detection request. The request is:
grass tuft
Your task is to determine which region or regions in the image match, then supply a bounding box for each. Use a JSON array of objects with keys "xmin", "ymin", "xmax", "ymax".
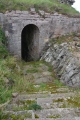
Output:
[{"xmin": 28, "ymin": 103, "xmax": 42, "ymax": 111}]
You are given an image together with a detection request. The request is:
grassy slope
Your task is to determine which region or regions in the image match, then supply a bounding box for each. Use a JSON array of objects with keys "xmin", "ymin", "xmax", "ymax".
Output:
[
  {"xmin": 0, "ymin": 0, "xmax": 80, "ymax": 16},
  {"xmin": 0, "ymin": 0, "xmax": 80, "ymax": 106},
  {"xmin": 0, "ymin": 27, "xmax": 54, "ymax": 104},
  {"xmin": 0, "ymin": 28, "xmax": 80, "ymax": 116},
  {"xmin": 0, "ymin": 27, "xmax": 80, "ymax": 105}
]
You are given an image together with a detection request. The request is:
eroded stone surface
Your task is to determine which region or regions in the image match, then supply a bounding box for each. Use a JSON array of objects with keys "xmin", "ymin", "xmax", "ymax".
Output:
[{"xmin": 41, "ymin": 42, "xmax": 80, "ymax": 87}]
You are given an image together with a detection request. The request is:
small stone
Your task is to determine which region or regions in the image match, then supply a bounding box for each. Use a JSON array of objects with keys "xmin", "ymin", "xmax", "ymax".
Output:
[
  {"xmin": 73, "ymin": 37, "xmax": 79, "ymax": 41},
  {"xmin": 67, "ymin": 97, "xmax": 70, "ymax": 99},
  {"xmin": 30, "ymin": 8, "xmax": 36, "ymax": 14},
  {"xmin": 45, "ymin": 13, "xmax": 50, "ymax": 17},
  {"xmin": 53, "ymin": 12, "xmax": 59, "ymax": 16},
  {"xmin": 16, "ymin": 64, "xmax": 20, "ymax": 72},
  {"xmin": 12, "ymin": 93, "xmax": 18, "ymax": 98},
  {"xmin": 4, "ymin": 78, "xmax": 9, "ymax": 84},
  {"xmin": 39, "ymin": 10, "xmax": 45, "ymax": 16},
  {"xmin": 42, "ymin": 71, "xmax": 51, "ymax": 76},
  {"xmin": 5, "ymin": 11, "xmax": 9, "ymax": 14},
  {"xmin": 16, "ymin": 10, "xmax": 22, "ymax": 14},
  {"xmin": 23, "ymin": 70, "xmax": 27, "ymax": 75},
  {"xmin": 32, "ymin": 111, "xmax": 35, "ymax": 119},
  {"xmin": 34, "ymin": 85, "xmax": 40, "ymax": 88},
  {"xmin": 76, "ymin": 33, "xmax": 80, "ymax": 37},
  {"xmin": 46, "ymin": 103, "xmax": 50, "ymax": 108}
]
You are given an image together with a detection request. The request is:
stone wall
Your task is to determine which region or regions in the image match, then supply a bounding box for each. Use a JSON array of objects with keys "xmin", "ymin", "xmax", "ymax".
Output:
[
  {"xmin": 2, "ymin": 10, "xmax": 50, "ymax": 59},
  {"xmin": 0, "ymin": 10, "xmax": 80, "ymax": 59},
  {"xmin": 49, "ymin": 13, "xmax": 80, "ymax": 38}
]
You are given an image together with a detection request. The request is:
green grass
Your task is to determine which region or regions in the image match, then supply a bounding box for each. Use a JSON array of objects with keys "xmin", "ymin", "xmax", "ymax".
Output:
[
  {"xmin": 28, "ymin": 103, "xmax": 42, "ymax": 111},
  {"xmin": 50, "ymin": 32, "xmax": 80, "ymax": 45},
  {"xmin": 26, "ymin": 69, "xmax": 39, "ymax": 73},
  {"xmin": 53, "ymin": 94, "xmax": 80, "ymax": 108},
  {"xmin": 2, "ymin": 112, "xmax": 32, "ymax": 119},
  {"xmin": 0, "ymin": 27, "xmax": 80, "ymax": 120},
  {"xmin": 0, "ymin": 0, "xmax": 80, "ymax": 16},
  {"xmin": 0, "ymin": 27, "xmax": 8, "ymax": 59},
  {"xmin": 10, "ymin": 99, "xmax": 42, "ymax": 111},
  {"xmin": 47, "ymin": 114, "xmax": 61, "ymax": 118}
]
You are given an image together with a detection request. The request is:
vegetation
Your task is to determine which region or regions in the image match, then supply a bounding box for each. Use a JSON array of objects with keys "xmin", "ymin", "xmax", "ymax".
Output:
[
  {"xmin": 0, "ymin": 27, "xmax": 52, "ymax": 104},
  {"xmin": 28, "ymin": 103, "xmax": 42, "ymax": 111},
  {"xmin": 47, "ymin": 114, "xmax": 61, "ymax": 118},
  {"xmin": 53, "ymin": 94, "xmax": 80, "ymax": 108},
  {"xmin": 50, "ymin": 32, "xmax": 80, "ymax": 44},
  {"xmin": 0, "ymin": 23, "xmax": 80, "ymax": 119},
  {"xmin": 0, "ymin": 27, "xmax": 80, "ymax": 106},
  {"xmin": 0, "ymin": 0, "xmax": 80, "ymax": 118},
  {"xmin": 1, "ymin": 112, "xmax": 32, "ymax": 120},
  {"xmin": 0, "ymin": 27, "xmax": 8, "ymax": 59},
  {"xmin": 0, "ymin": 0, "xmax": 80, "ymax": 16}
]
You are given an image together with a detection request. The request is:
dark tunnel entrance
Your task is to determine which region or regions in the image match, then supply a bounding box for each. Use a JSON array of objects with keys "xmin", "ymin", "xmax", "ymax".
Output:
[{"xmin": 21, "ymin": 24, "xmax": 39, "ymax": 62}]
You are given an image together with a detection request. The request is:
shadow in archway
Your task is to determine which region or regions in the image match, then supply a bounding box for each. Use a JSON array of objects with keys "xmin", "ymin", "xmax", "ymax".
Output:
[{"xmin": 21, "ymin": 24, "xmax": 39, "ymax": 62}]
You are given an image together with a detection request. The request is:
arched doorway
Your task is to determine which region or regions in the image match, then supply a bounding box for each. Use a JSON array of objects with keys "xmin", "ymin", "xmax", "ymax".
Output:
[{"xmin": 21, "ymin": 24, "xmax": 39, "ymax": 61}]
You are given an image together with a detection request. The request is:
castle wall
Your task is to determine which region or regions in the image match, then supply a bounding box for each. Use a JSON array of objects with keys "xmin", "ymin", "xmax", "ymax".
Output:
[
  {"xmin": 0, "ymin": 10, "xmax": 80, "ymax": 59},
  {"xmin": 3, "ymin": 11, "xmax": 50, "ymax": 58},
  {"xmin": 50, "ymin": 13, "xmax": 80, "ymax": 38}
]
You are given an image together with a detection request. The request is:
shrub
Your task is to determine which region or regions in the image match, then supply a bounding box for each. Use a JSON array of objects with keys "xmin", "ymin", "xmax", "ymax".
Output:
[{"xmin": 28, "ymin": 103, "xmax": 42, "ymax": 111}]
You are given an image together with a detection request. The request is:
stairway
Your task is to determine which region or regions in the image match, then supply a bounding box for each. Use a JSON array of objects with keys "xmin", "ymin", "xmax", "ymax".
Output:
[
  {"xmin": 2, "ymin": 62, "xmax": 80, "ymax": 120},
  {"xmin": 3, "ymin": 87, "xmax": 80, "ymax": 120}
]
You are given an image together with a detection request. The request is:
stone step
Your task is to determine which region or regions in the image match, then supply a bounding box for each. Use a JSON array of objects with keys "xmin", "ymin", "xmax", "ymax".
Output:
[
  {"xmin": 37, "ymin": 92, "xmax": 77, "ymax": 108},
  {"xmin": 3, "ymin": 110, "xmax": 33, "ymax": 119},
  {"xmin": 3, "ymin": 108, "xmax": 80, "ymax": 119},
  {"xmin": 6, "ymin": 92, "xmax": 77, "ymax": 111},
  {"xmin": 25, "ymin": 118, "xmax": 80, "ymax": 120},
  {"xmin": 5, "ymin": 95, "xmax": 74, "ymax": 111},
  {"xmin": 37, "ymin": 97, "xmax": 63, "ymax": 109},
  {"xmin": 16, "ymin": 92, "xmax": 76, "ymax": 101},
  {"xmin": 33, "ymin": 108, "xmax": 80, "ymax": 119}
]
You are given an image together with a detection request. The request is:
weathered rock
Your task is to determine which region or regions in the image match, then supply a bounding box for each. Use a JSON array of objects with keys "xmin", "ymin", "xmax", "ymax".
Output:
[
  {"xmin": 39, "ymin": 10, "xmax": 45, "ymax": 16},
  {"xmin": 4, "ymin": 78, "xmax": 9, "ymax": 84},
  {"xmin": 30, "ymin": 8, "xmax": 36, "ymax": 14},
  {"xmin": 73, "ymin": 37, "xmax": 79, "ymax": 41},
  {"xmin": 34, "ymin": 76, "xmax": 53, "ymax": 84},
  {"xmin": 42, "ymin": 71, "xmax": 51, "ymax": 76},
  {"xmin": 41, "ymin": 42, "xmax": 80, "ymax": 88},
  {"xmin": 12, "ymin": 92, "xmax": 18, "ymax": 98},
  {"xmin": 76, "ymin": 33, "xmax": 80, "ymax": 37}
]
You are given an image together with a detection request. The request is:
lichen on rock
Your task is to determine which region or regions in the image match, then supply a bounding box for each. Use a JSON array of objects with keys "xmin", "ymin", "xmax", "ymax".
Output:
[{"xmin": 40, "ymin": 38, "xmax": 80, "ymax": 88}]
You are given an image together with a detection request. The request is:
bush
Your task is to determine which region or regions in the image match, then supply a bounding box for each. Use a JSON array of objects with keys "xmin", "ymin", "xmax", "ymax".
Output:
[{"xmin": 28, "ymin": 103, "xmax": 42, "ymax": 111}]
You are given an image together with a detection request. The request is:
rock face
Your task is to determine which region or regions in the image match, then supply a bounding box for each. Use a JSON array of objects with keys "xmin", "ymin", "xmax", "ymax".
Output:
[
  {"xmin": 0, "ymin": 11, "xmax": 80, "ymax": 61},
  {"xmin": 58, "ymin": 0, "xmax": 75, "ymax": 5},
  {"xmin": 41, "ymin": 42, "xmax": 80, "ymax": 88}
]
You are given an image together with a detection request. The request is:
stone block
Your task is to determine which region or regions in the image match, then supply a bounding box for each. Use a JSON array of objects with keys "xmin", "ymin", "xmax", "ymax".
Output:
[
  {"xmin": 39, "ymin": 10, "xmax": 45, "ymax": 16},
  {"xmin": 30, "ymin": 8, "xmax": 36, "ymax": 14}
]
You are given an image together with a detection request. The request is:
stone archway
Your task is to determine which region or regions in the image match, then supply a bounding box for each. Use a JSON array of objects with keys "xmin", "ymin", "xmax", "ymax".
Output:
[{"xmin": 21, "ymin": 24, "xmax": 39, "ymax": 61}]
